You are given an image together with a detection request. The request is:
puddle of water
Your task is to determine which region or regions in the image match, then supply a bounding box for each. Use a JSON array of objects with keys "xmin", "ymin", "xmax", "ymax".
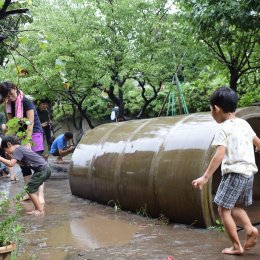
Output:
[
  {"xmin": 20, "ymin": 250, "xmax": 68, "ymax": 260},
  {"xmin": 47, "ymin": 214, "xmax": 139, "ymax": 249},
  {"xmin": 2, "ymin": 172, "xmax": 260, "ymax": 260},
  {"xmin": 19, "ymin": 214, "xmax": 139, "ymax": 259},
  {"xmin": 2, "ymin": 176, "xmax": 140, "ymax": 259}
]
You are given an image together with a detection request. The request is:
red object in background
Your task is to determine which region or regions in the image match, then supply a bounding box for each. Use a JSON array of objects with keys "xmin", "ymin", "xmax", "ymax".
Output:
[{"xmin": 167, "ymin": 256, "xmax": 174, "ymax": 260}]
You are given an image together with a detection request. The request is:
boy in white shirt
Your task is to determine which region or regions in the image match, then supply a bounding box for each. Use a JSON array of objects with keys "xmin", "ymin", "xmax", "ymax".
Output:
[{"xmin": 192, "ymin": 86, "xmax": 260, "ymax": 255}]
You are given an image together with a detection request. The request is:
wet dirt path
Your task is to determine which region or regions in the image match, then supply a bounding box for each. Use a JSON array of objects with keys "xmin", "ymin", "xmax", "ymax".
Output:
[{"xmin": 1, "ymin": 172, "xmax": 260, "ymax": 260}]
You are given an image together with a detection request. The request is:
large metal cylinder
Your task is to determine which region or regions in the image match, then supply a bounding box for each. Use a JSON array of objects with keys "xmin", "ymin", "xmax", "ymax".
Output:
[{"xmin": 69, "ymin": 107, "xmax": 260, "ymax": 227}]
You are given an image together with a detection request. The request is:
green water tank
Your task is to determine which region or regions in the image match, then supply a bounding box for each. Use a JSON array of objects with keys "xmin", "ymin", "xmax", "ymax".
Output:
[{"xmin": 69, "ymin": 107, "xmax": 260, "ymax": 227}]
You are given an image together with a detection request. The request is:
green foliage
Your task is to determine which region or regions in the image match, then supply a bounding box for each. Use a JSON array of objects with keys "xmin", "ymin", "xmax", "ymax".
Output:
[
  {"xmin": 155, "ymin": 214, "xmax": 169, "ymax": 226},
  {"xmin": 0, "ymin": 191, "xmax": 26, "ymax": 248},
  {"xmin": 176, "ymin": 0, "xmax": 260, "ymax": 91},
  {"xmin": 107, "ymin": 200, "xmax": 121, "ymax": 213},
  {"xmin": 6, "ymin": 117, "xmax": 33, "ymax": 145},
  {"xmin": 208, "ymin": 219, "xmax": 225, "ymax": 232},
  {"xmin": 0, "ymin": 0, "xmax": 258, "ymax": 128},
  {"xmin": 237, "ymin": 78, "xmax": 260, "ymax": 106},
  {"xmin": 0, "ymin": 0, "xmax": 32, "ymax": 65},
  {"xmin": 136, "ymin": 204, "xmax": 150, "ymax": 218},
  {"xmin": 238, "ymin": 90, "xmax": 260, "ymax": 107},
  {"xmin": 183, "ymin": 66, "xmax": 228, "ymax": 112},
  {"xmin": 0, "ymin": 0, "xmax": 202, "ymax": 124}
]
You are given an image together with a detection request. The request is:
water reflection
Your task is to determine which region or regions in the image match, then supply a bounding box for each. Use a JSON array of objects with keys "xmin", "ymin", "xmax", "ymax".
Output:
[
  {"xmin": 1, "ymin": 171, "xmax": 260, "ymax": 259},
  {"xmin": 47, "ymin": 215, "xmax": 139, "ymax": 249}
]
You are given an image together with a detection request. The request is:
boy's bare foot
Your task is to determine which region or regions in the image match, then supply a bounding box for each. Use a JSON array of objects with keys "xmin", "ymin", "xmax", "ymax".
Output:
[
  {"xmin": 244, "ymin": 227, "xmax": 258, "ymax": 250},
  {"xmin": 26, "ymin": 210, "xmax": 44, "ymax": 216},
  {"xmin": 222, "ymin": 246, "xmax": 244, "ymax": 255},
  {"xmin": 10, "ymin": 172, "xmax": 17, "ymax": 181}
]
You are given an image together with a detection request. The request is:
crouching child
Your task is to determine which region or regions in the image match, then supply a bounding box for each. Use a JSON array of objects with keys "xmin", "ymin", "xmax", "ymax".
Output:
[{"xmin": 0, "ymin": 136, "xmax": 51, "ymax": 215}]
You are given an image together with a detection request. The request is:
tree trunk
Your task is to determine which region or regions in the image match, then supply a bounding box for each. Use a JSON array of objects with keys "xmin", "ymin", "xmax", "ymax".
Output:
[
  {"xmin": 229, "ymin": 68, "xmax": 239, "ymax": 92},
  {"xmin": 118, "ymin": 83, "xmax": 124, "ymax": 119},
  {"xmin": 80, "ymin": 109, "xmax": 94, "ymax": 129}
]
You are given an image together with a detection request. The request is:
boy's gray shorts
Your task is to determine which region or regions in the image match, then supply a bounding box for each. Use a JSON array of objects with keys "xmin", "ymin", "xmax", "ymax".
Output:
[{"xmin": 214, "ymin": 172, "xmax": 254, "ymax": 209}]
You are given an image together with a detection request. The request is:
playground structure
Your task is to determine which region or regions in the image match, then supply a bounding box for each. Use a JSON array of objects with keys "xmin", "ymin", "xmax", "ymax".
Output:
[
  {"xmin": 158, "ymin": 75, "xmax": 189, "ymax": 117},
  {"xmin": 69, "ymin": 107, "xmax": 260, "ymax": 227}
]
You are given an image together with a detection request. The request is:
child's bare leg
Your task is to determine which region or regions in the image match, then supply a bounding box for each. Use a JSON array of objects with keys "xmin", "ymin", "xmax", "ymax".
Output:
[
  {"xmin": 22, "ymin": 175, "xmax": 31, "ymax": 201},
  {"xmin": 27, "ymin": 192, "xmax": 44, "ymax": 215},
  {"xmin": 23, "ymin": 175, "xmax": 31, "ymax": 184},
  {"xmin": 9, "ymin": 167, "xmax": 17, "ymax": 181},
  {"xmin": 231, "ymin": 207, "xmax": 258, "ymax": 250},
  {"xmin": 218, "ymin": 206, "xmax": 244, "ymax": 255},
  {"xmin": 38, "ymin": 183, "xmax": 45, "ymax": 204}
]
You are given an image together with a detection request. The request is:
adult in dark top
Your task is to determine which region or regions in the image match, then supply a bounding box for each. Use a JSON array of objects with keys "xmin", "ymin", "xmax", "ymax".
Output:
[
  {"xmin": 0, "ymin": 81, "xmax": 45, "ymax": 203},
  {"xmin": 36, "ymin": 99, "xmax": 52, "ymax": 149}
]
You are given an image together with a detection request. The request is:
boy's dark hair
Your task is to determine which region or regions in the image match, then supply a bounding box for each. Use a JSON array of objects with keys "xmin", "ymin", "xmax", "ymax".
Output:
[
  {"xmin": 1, "ymin": 136, "xmax": 20, "ymax": 149},
  {"xmin": 0, "ymin": 81, "xmax": 19, "ymax": 104},
  {"xmin": 36, "ymin": 98, "xmax": 50, "ymax": 105},
  {"xmin": 64, "ymin": 132, "xmax": 73, "ymax": 139},
  {"xmin": 210, "ymin": 86, "xmax": 238, "ymax": 113},
  {"xmin": 0, "ymin": 81, "xmax": 17, "ymax": 97}
]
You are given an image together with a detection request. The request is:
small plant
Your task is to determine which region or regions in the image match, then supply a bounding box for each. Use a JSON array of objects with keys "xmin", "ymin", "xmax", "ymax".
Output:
[
  {"xmin": 188, "ymin": 219, "xmax": 198, "ymax": 228},
  {"xmin": 208, "ymin": 219, "xmax": 225, "ymax": 232},
  {"xmin": 155, "ymin": 214, "xmax": 169, "ymax": 226},
  {"xmin": 136, "ymin": 204, "xmax": 150, "ymax": 218},
  {"xmin": 5, "ymin": 117, "xmax": 32, "ymax": 145},
  {"xmin": 107, "ymin": 200, "xmax": 121, "ymax": 213},
  {"xmin": 0, "ymin": 191, "xmax": 26, "ymax": 256}
]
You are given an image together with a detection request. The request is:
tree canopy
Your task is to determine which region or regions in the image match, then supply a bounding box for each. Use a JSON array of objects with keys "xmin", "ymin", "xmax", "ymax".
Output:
[
  {"xmin": 0, "ymin": 0, "xmax": 259, "ymax": 132},
  {"xmin": 0, "ymin": 0, "xmax": 31, "ymax": 65},
  {"xmin": 176, "ymin": 0, "xmax": 260, "ymax": 91}
]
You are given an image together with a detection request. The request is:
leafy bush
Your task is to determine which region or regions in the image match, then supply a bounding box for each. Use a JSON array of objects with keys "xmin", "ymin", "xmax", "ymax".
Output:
[
  {"xmin": 5, "ymin": 117, "xmax": 32, "ymax": 145},
  {"xmin": 0, "ymin": 192, "xmax": 25, "ymax": 248}
]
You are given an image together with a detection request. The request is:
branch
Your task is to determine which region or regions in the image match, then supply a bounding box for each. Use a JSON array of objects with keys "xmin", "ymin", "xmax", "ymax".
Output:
[
  {"xmin": 0, "ymin": 0, "xmax": 28, "ymax": 19},
  {"xmin": 239, "ymin": 65, "xmax": 260, "ymax": 76},
  {"xmin": 237, "ymin": 34, "xmax": 255, "ymax": 70},
  {"xmin": 136, "ymin": 79, "xmax": 162, "ymax": 119},
  {"xmin": 59, "ymin": 91, "xmax": 75, "ymax": 103},
  {"xmin": 138, "ymin": 80, "xmax": 147, "ymax": 102},
  {"xmin": 79, "ymin": 93, "xmax": 88, "ymax": 107},
  {"xmin": 5, "ymin": 43, "xmax": 52, "ymax": 89},
  {"xmin": 8, "ymin": 50, "xmax": 20, "ymax": 85},
  {"xmin": 0, "ymin": 8, "xmax": 29, "ymax": 19},
  {"xmin": 203, "ymin": 39, "xmax": 230, "ymax": 65},
  {"xmin": 215, "ymin": 40, "xmax": 231, "ymax": 64},
  {"xmin": 157, "ymin": 1, "xmax": 174, "ymax": 21},
  {"xmin": 0, "ymin": 0, "xmax": 11, "ymax": 14}
]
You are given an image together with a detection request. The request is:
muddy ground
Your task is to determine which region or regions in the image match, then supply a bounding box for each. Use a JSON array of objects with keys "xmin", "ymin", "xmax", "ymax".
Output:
[{"xmin": 1, "ymin": 165, "xmax": 259, "ymax": 260}]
